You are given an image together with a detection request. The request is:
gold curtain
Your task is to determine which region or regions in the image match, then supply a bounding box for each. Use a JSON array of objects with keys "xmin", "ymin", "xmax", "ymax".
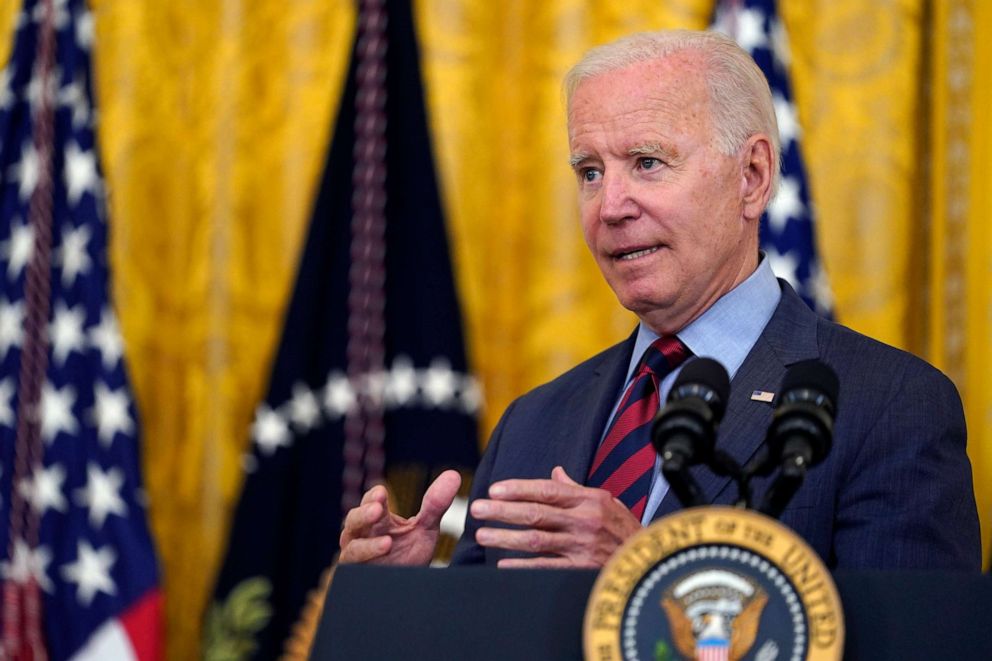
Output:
[{"xmin": 0, "ymin": 1, "xmax": 989, "ymax": 659}]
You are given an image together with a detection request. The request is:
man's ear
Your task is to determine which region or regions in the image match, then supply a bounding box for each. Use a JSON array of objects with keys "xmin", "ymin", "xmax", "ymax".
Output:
[{"xmin": 740, "ymin": 134, "xmax": 776, "ymax": 222}]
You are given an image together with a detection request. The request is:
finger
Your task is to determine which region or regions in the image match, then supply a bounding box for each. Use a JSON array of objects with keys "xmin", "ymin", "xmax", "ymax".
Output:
[
  {"xmin": 416, "ymin": 469, "xmax": 462, "ymax": 530},
  {"xmin": 551, "ymin": 466, "xmax": 580, "ymax": 485},
  {"xmin": 475, "ymin": 526, "xmax": 570, "ymax": 555},
  {"xmin": 339, "ymin": 535, "xmax": 392, "ymax": 564},
  {"xmin": 488, "ymin": 478, "xmax": 585, "ymax": 507},
  {"xmin": 340, "ymin": 501, "xmax": 386, "ymax": 544},
  {"xmin": 470, "ymin": 498, "xmax": 570, "ymax": 530},
  {"xmin": 497, "ymin": 556, "xmax": 584, "ymax": 569},
  {"xmin": 360, "ymin": 484, "xmax": 389, "ymax": 506}
]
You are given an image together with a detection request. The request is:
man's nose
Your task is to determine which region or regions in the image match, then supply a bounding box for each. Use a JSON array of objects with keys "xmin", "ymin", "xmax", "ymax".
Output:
[{"xmin": 598, "ymin": 172, "xmax": 638, "ymax": 225}]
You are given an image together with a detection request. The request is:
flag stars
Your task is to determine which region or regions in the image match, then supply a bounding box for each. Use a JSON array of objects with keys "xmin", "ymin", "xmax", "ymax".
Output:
[
  {"xmin": 0, "ymin": 299, "xmax": 26, "ymax": 358},
  {"xmin": 59, "ymin": 77, "xmax": 90, "ymax": 128},
  {"xmin": 41, "ymin": 381, "xmax": 79, "ymax": 443},
  {"xmin": 0, "ymin": 379, "xmax": 14, "ymax": 428},
  {"xmin": 58, "ymin": 224, "xmax": 92, "ymax": 285},
  {"xmin": 74, "ymin": 463, "xmax": 128, "ymax": 528},
  {"xmin": 92, "ymin": 382, "xmax": 135, "ymax": 448},
  {"xmin": 76, "ymin": 9, "xmax": 94, "ymax": 51},
  {"xmin": 773, "ymin": 93, "xmax": 800, "ymax": 149},
  {"xmin": 422, "ymin": 359, "xmax": 457, "ymax": 407},
  {"xmin": 19, "ymin": 463, "xmax": 68, "ymax": 515},
  {"xmin": 324, "ymin": 373, "xmax": 356, "ymax": 417},
  {"xmin": 767, "ymin": 249, "xmax": 800, "ymax": 289},
  {"xmin": 61, "ymin": 541, "xmax": 117, "ymax": 606},
  {"xmin": 1, "ymin": 220, "xmax": 34, "ymax": 280},
  {"xmin": 766, "ymin": 177, "xmax": 804, "ymax": 233},
  {"xmin": 0, "ymin": 66, "xmax": 14, "ymax": 111},
  {"xmin": 9, "ymin": 144, "xmax": 39, "ymax": 202},
  {"xmin": 50, "ymin": 302, "xmax": 87, "ymax": 365},
  {"xmin": 1, "ymin": 540, "xmax": 54, "ymax": 594},
  {"xmin": 90, "ymin": 308, "xmax": 124, "ymax": 370},
  {"xmin": 385, "ymin": 357, "xmax": 417, "ymax": 406},
  {"xmin": 288, "ymin": 383, "xmax": 321, "ymax": 432},
  {"xmin": 734, "ymin": 7, "xmax": 769, "ymax": 54},
  {"xmin": 65, "ymin": 142, "xmax": 100, "ymax": 206},
  {"xmin": 252, "ymin": 404, "xmax": 291, "ymax": 456}
]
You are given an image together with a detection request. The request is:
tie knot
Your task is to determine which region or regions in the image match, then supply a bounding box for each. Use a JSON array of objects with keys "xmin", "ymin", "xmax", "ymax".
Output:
[{"xmin": 638, "ymin": 335, "xmax": 690, "ymax": 378}]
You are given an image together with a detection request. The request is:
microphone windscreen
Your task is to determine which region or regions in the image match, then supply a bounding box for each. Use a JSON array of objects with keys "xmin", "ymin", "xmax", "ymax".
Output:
[
  {"xmin": 781, "ymin": 360, "xmax": 839, "ymax": 409},
  {"xmin": 670, "ymin": 357, "xmax": 730, "ymax": 419}
]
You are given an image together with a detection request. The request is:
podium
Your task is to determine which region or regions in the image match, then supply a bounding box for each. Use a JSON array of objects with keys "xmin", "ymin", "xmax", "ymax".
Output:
[{"xmin": 311, "ymin": 564, "xmax": 992, "ymax": 660}]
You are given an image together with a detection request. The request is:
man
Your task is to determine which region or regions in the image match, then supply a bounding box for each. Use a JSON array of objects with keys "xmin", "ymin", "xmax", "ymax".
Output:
[{"xmin": 339, "ymin": 30, "xmax": 981, "ymax": 570}]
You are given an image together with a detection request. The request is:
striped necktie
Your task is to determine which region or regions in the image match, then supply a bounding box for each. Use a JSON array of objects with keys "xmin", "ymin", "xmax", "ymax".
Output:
[{"xmin": 587, "ymin": 336, "xmax": 691, "ymax": 519}]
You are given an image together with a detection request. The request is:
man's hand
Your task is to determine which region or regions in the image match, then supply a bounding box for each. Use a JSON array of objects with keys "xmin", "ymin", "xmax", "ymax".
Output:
[
  {"xmin": 470, "ymin": 466, "xmax": 642, "ymax": 568},
  {"xmin": 339, "ymin": 469, "xmax": 462, "ymax": 565}
]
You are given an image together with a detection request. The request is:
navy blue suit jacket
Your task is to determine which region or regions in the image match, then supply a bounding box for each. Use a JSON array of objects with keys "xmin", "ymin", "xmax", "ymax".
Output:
[{"xmin": 451, "ymin": 282, "xmax": 982, "ymax": 570}]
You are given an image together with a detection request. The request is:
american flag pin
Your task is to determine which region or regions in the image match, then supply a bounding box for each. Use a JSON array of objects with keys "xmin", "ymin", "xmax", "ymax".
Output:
[{"xmin": 750, "ymin": 390, "xmax": 775, "ymax": 403}]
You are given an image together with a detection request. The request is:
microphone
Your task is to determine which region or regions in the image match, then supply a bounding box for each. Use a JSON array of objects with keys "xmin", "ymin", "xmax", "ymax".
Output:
[
  {"xmin": 652, "ymin": 357, "xmax": 730, "ymax": 508},
  {"xmin": 759, "ymin": 360, "xmax": 839, "ymax": 518}
]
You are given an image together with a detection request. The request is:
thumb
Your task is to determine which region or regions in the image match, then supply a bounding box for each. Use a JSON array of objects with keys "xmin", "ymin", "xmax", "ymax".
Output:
[
  {"xmin": 416, "ymin": 469, "xmax": 462, "ymax": 530},
  {"xmin": 551, "ymin": 466, "xmax": 580, "ymax": 486}
]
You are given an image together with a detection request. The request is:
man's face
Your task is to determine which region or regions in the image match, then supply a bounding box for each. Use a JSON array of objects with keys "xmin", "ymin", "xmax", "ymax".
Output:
[{"xmin": 568, "ymin": 53, "xmax": 760, "ymax": 334}]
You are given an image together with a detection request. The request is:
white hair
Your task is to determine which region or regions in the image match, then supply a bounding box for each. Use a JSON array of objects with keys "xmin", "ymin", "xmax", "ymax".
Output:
[{"xmin": 564, "ymin": 30, "xmax": 781, "ymax": 193}]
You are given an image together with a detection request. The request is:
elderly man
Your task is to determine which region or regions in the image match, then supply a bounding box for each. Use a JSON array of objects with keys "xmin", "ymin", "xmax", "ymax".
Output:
[{"xmin": 339, "ymin": 30, "xmax": 981, "ymax": 570}]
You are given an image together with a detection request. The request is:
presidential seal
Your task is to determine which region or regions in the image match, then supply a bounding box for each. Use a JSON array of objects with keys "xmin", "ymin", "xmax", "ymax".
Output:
[{"xmin": 584, "ymin": 507, "xmax": 843, "ymax": 661}]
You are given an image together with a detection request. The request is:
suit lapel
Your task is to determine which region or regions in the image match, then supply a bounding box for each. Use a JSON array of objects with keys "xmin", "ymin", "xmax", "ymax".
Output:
[
  {"xmin": 557, "ymin": 331, "xmax": 636, "ymax": 483},
  {"xmin": 654, "ymin": 281, "xmax": 820, "ymax": 518}
]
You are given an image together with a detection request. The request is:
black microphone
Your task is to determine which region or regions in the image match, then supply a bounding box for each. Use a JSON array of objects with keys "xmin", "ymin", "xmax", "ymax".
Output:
[
  {"xmin": 759, "ymin": 360, "xmax": 839, "ymax": 518},
  {"xmin": 652, "ymin": 357, "xmax": 730, "ymax": 508}
]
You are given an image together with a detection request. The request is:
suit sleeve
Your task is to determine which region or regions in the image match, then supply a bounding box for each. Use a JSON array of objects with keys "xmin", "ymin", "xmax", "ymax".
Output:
[
  {"xmin": 449, "ymin": 399, "xmax": 518, "ymax": 566},
  {"xmin": 831, "ymin": 361, "xmax": 981, "ymax": 570}
]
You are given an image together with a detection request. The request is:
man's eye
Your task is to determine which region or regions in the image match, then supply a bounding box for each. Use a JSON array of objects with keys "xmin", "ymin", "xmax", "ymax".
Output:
[
  {"xmin": 639, "ymin": 157, "xmax": 662, "ymax": 170},
  {"xmin": 581, "ymin": 168, "xmax": 601, "ymax": 183}
]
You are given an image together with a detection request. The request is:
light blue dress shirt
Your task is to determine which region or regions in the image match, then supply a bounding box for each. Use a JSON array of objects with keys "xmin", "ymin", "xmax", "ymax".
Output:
[{"xmin": 600, "ymin": 257, "xmax": 782, "ymax": 524}]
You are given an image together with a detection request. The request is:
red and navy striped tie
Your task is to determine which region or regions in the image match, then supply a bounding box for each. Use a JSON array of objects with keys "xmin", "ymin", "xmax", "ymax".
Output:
[{"xmin": 587, "ymin": 336, "xmax": 691, "ymax": 519}]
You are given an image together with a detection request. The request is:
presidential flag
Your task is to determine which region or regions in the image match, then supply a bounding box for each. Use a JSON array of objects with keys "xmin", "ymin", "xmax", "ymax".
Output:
[
  {"xmin": 714, "ymin": 0, "xmax": 833, "ymax": 315},
  {"xmin": 0, "ymin": 0, "xmax": 162, "ymax": 660},
  {"xmin": 205, "ymin": 1, "xmax": 479, "ymax": 658}
]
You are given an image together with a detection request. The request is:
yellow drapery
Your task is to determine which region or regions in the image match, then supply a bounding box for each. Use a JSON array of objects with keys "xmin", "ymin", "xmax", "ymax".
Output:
[{"xmin": 1, "ymin": 1, "xmax": 989, "ymax": 659}]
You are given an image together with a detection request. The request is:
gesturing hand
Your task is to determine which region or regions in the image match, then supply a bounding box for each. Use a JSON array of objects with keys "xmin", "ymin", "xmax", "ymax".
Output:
[
  {"xmin": 470, "ymin": 466, "xmax": 642, "ymax": 568},
  {"xmin": 339, "ymin": 469, "xmax": 462, "ymax": 565}
]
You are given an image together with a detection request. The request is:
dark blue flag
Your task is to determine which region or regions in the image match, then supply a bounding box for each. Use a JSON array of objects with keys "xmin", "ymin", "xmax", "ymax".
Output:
[
  {"xmin": 0, "ymin": 0, "xmax": 162, "ymax": 659},
  {"xmin": 205, "ymin": 1, "xmax": 480, "ymax": 658},
  {"xmin": 714, "ymin": 0, "xmax": 833, "ymax": 315}
]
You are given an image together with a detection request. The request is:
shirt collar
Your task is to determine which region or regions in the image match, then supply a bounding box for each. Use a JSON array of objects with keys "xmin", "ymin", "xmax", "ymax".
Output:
[{"xmin": 626, "ymin": 255, "xmax": 782, "ymax": 382}]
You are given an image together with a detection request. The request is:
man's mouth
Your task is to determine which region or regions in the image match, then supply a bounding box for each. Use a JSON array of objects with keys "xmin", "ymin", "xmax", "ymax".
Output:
[{"xmin": 614, "ymin": 245, "xmax": 660, "ymax": 261}]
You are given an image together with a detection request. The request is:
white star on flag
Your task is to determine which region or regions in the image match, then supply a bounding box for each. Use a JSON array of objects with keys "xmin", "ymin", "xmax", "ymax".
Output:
[
  {"xmin": 385, "ymin": 356, "xmax": 417, "ymax": 406},
  {"xmin": 767, "ymin": 248, "xmax": 800, "ymax": 288},
  {"xmin": 773, "ymin": 93, "xmax": 800, "ymax": 147},
  {"xmin": 19, "ymin": 463, "xmax": 69, "ymax": 515},
  {"xmin": 766, "ymin": 176, "xmax": 804, "ymax": 232},
  {"xmin": 59, "ymin": 77, "xmax": 89, "ymax": 128},
  {"xmin": 60, "ymin": 541, "xmax": 118, "ymax": 606},
  {"xmin": 64, "ymin": 141, "xmax": 100, "ymax": 205},
  {"xmin": 422, "ymin": 359, "xmax": 456, "ymax": 407},
  {"xmin": 50, "ymin": 301, "xmax": 87, "ymax": 365},
  {"xmin": 0, "ymin": 378, "xmax": 14, "ymax": 428},
  {"xmin": 324, "ymin": 372, "xmax": 356, "ymax": 417},
  {"xmin": 89, "ymin": 307, "xmax": 124, "ymax": 369},
  {"xmin": 2, "ymin": 218, "xmax": 34, "ymax": 278},
  {"xmin": 41, "ymin": 381, "xmax": 80, "ymax": 443},
  {"xmin": 1, "ymin": 539, "xmax": 54, "ymax": 593},
  {"xmin": 734, "ymin": 7, "xmax": 769, "ymax": 54},
  {"xmin": 74, "ymin": 463, "xmax": 128, "ymax": 528},
  {"xmin": 0, "ymin": 298, "xmax": 25, "ymax": 358},
  {"xmin": 252, "ymin": 404, "xmax": 291, "ymax": 455},
  {"xmin": 92, "ymin": 381, "xmax": 135, "ymax": 447},
  {"xmin": 288, "ymin": 383, "xmax": 321, "ymax": 432},
  {"xmin": 58, "ymin": 223, "xmax": 92, "ymax": 285}
]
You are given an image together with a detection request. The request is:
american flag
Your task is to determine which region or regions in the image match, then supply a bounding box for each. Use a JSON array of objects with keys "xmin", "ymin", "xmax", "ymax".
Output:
[
  {"xmin": 0, "ymin": 0, "xmax": 161, "ymax": 659},
  {"xmin": 714, "ymin": 0, "xmax": 833, "ymax": 316}
]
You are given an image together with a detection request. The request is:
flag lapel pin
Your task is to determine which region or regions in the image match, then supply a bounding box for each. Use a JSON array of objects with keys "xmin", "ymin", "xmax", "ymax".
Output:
[{"xmin": 750, "ymin": 390, "xmax": 775, "ymax": 403}]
